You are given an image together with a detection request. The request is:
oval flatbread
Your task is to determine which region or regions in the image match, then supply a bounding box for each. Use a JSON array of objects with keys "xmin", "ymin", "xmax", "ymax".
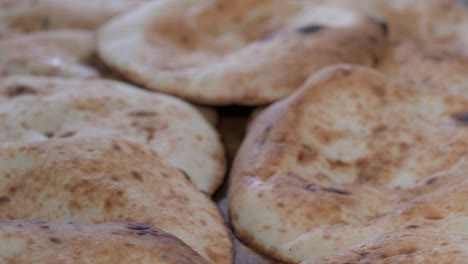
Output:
[
  {"xmin": 98, "ymin": 0, "xmax": 386, "ymax": 105},
  {"xmin": 0, "ymin": 136, "xmax": 233, "ymax": 263},
  {"xmin": 0, "ymin": 220, "xmax": 209, "ymax": 264},
  {"xmin": 0, "ymin": 76, "xmax": 225, "ymax": 194},
  {"xmin": 229, "ymin": 64, "xmax": 468, "ymax": 262}
]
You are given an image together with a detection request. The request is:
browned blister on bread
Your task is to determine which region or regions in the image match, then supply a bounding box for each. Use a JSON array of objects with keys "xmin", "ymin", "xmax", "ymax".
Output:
[
  {"xmin": 0, "ymin": 137, "xmax": 233, "ymax": 263},
  {"xmin": 229, "ymin": 64, "xmax": 468, "ymax": 263},
  {"xmin": 0, "ymin": 220, "xmax": 209, "ymax": 264},
  {"xmin": 98, "ymin": 0, "xmax": 387, "ymax": 105}
]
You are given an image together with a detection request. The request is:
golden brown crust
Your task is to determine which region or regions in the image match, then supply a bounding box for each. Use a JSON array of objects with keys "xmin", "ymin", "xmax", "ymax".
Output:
[
  {"xmin": 0, "ymin": 136, "xmax": 233, "ymax": 263},
  {"xmin": 0, "ymin": 220, "xmax": 209, "ymax": 264},
  {"xmin": 229, "ymin": 64, "xmax": 468, "ymax": 263},
  {"xmin": 98, "ymin": 0, "xmax": 386, "ymax": 105}
]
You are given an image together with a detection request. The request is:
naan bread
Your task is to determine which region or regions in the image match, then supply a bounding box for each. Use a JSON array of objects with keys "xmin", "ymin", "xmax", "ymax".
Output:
[
  {"xmin": 0, "ymin": 30, "xmax": 98, "ymax": 78},
  {"xmin": 0, "ymin": 76, "xmax": 225, "ymax": 194},
  {"xmin": 0, "ymin": 220, "xmax": 209, "ymax": 264},
  {"xmin": 229, "ymin": 65, "xmax": 468, "ymax": 263},
  {"xmin": 0, "ymin": 0, "xmax": 145, "ymax": 38},
  {"xmin": 0, "ymin": 137, "xmax": 233, "ymax": 263},
  {"xmin": 98, "ymin": 0, "xmax": 386, "ymax": 105}
]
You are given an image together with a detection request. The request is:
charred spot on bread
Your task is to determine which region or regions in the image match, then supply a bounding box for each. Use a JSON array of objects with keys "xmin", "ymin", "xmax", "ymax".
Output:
[
  {"xmin": 0, "ymin": 196, "xmax": 10, "ymax": 203},
  {"xmin": 452, "ymin": 112, "xmax": 468, "ymax": 124},
  {"xmin": 303, "ymin": 183, "xmax": 317, "ymax": 192},
  {"xmin": 322, "ymin": 187, "xmax": 351, "ymax": 196},
  {"xmin": 126, "ymin": 223, "xmax": 151, "ymax": 231},
  {"xmin": 297, "ymin": 24, "xmax": 324, "ymax": 34},
  {"xmin": 49, "ymin": 237, "xmax": 61, "ymax": 243},
  {"xmin": 6, "ymin": 85, "xmax": 37, "ymax": 97},
  {"xmin": 405, "ymin": 225, "xmax": 420, "ymax": 229}
]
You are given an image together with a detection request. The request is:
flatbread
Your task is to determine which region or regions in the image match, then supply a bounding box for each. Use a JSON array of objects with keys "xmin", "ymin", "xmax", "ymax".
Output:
[
  {"xmin": 336, "ymin": 0, "xmax": 468, "ymax": 49},
  {"xmin": 0, "ymin": 30, "xmax": 98, "ymax": 78},
  {"xmin": 0, "ymin": 220, "xmax": 209, "ymax": 264},
  {"xmin": 0, "ymin": 0, "xmax": 145, "ymax": 38},
  {"xmin": 0, "ymin": 76, "xmax": 225, "ymax": 194},
  {"xmin": 0, "ymin": 136, "xmax": 233, "ymax": 263},
  {"xmin": 98, "ymin": 0, "xmax": 386, "ymax": 105},
  {"xmin": 305, "ymin": 228, "xmax": 468, "ymax": 264},
  {"xmin": 229, "ymin": 64, "xmax": 468, "ymax": 263},
  {"xmin": 377, "ymin": 41, "xmax": 468, "ymax": 96}
]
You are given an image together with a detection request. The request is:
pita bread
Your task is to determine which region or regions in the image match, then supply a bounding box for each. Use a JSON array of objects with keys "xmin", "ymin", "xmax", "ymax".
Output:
[
  {"xmin": 0, "ymin": 136, "xmax": 233, "ymax": 263},
  {"xmin": 377, "ymin": 41, "xmax": 468, "ymax": 96},
  {"xmin": 98, "ymin": 0, "xmax": 386, "ymax": 105},
  {"xmin": 0, "ymin": 220, "xmax": 209, "ymax": 264},
  {"xmin": 229, "ymin": 64, "xmax": 468, "ymax": 263},
  {"xmin": 0, "ymin": 30, "xmax": 99, "ymax": 78},
  {"xmin": 0, "ymin": 76, "xmax": 225, "ymax": 195},
  {"xmin": 305, "ymin": 228, "xmax": 468, "ymax": 264},
  {"xmin": 339, "ymin": 0, "xmax": 468, "ymax": 49},
  {"xmin": 0, "ymin": 0, "xmax": 145, "ymax": 38}
]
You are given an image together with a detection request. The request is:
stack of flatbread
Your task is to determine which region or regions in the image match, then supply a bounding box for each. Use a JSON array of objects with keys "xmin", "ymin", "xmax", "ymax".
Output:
[
  {"xmin": 0, "ymin": 1, "xmax": 232, "ymax": 263},
  {"xmin": 1, "ymin": 0, "xmax": 468, "ymax": 263}
]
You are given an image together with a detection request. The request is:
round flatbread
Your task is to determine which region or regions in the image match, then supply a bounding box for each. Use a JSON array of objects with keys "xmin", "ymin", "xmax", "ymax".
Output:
[
  {"xmin": 377, "ymin": 41, "xmax": 468, "ymax": 96},
  {"xmin": 0, "ymin": 76, "xmax": 225, "ymax": 194},
  {"xmin": 98, "ymin": 0, "xmax": 386, "ymax": 105},
  {"xmin": 0, "ymin": 30, "xmax": 98, "ymax": 78},
  {"xmin": 339, "ymin": 0, "xmax": 468, "ymax": 49},
  {"xmin": 0, "ymin": 136, "xmax": 233, "ymax": 263},
  {"xmin": 305, "ymin": 228, "xmax": 468, "ymax": 264},
  {"xmin": 0, "ymin": 220, "xmax": 209, "ymax": 264},
  {"xmin": 229, "ymin": 64, "xmax": 468, "ymax": 263},
  {"xmin": 0, "ymin": 0, "xmax": 145, "ymax": 38}
]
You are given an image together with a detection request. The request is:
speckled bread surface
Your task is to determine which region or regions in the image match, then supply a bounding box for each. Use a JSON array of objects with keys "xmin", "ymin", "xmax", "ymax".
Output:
[
  {"xmin": 229, "ymin": 64, "xmax": 468, "ymax": 263},
  {"xmin": 0, "ymin": 220, "xmax": 209, "ymax": 264},
  {"xmin": 0, "ymin": 76, "xmax": 225, "ymax": 194},
  {"xmin": 0, "ymin": 136, "xmax": 233, "ymax": 263},
  {"xmin": 0, "ymin": 30, "xmax": 98, "ymax": 78},
  {"xmin": 305, "ymin": 227, "xmax": 468, "ymax": 264},
  {"xmin": 0, "ymin": 0, "xmax": 145, "ymax": 38},
  {"xmin": 98, "ymin": 0, "xmax": 386, "ymax": 105}
]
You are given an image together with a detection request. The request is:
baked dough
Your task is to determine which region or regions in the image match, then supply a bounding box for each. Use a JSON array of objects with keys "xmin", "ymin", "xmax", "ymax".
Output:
[
  {"xmin": 229, "ymin": 64, "xmax": 468, "ymax": 263},
  {"xmin": 0, "ymin": 136, "xmax": 233, "ymax": 263},
  {"xmin": 98, "ymin": 0, "xmax": 386, "ymax": 105},
  {"xmin": 377, "ymin": 41, "xmax": 468, "ymax": 96},
  {"xmin": 0, "ymin": 220, "xmax": 209, "ymax": 264},
  {"xmin": 0, "ymin": 0, "xmax": 145, "ymax": 38},
  {"xmin": 305, "ymin": 228, "xmax": 468, "ymax": 264},
  {"xmin": 338, "ymin": 0, "xmax": 468, "ymax": 50},
  {"xmin": 0, "ymin": 30, "xmax": 98, "ymax": 78},
  {"xmin": 0, "ymin": 76, "xmax": 225, "ymax": 194}
]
